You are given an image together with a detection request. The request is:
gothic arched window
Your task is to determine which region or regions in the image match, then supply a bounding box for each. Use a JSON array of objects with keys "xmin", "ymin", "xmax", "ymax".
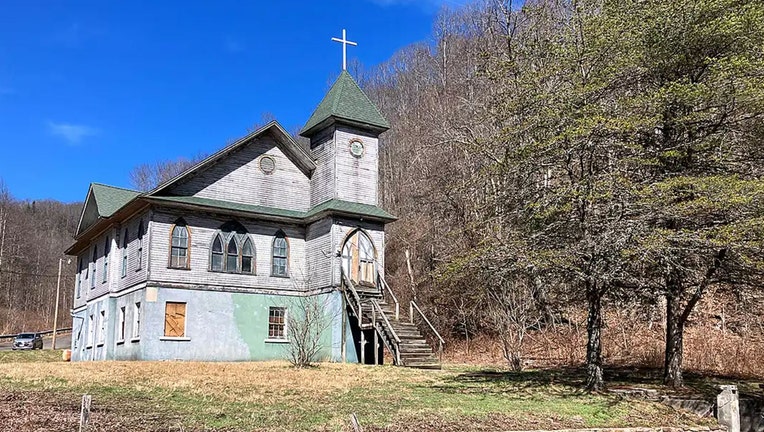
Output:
[
  {"xmin": 121, "ymin": 228, "xmax": 129, "ymax": 278},
  {"xmin": 271, "ymin": 231, "xmax": 288, "ymax": 277},
  {"xmin": 209, "ymin": 221, "xmax": 255, "ymax": 274},
  {"xmin": 169, "ymin": 219, "xmax": 190, "ymax": 269}
]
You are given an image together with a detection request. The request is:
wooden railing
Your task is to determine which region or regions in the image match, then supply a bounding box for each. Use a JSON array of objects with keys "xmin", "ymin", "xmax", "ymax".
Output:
[
  {"xmin": 371, "ymin": 299, "xmax": 401, "ymax": 365},
  {"xmin": 410, "ymin": 301, "xmax": 445, "ymax": 361},
  {"xmin": 377, "ymin": 272, "xmax": 400, "ymax": 321},
  {"xmin": 341, "ymin": 268, "xmax": 363, "ymax": 324}
]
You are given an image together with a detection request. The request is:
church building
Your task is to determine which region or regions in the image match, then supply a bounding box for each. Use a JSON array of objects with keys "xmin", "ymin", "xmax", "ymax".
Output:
[{"xmin": 65, "ymin": 61, "xmax": 440, "ymax": 367}]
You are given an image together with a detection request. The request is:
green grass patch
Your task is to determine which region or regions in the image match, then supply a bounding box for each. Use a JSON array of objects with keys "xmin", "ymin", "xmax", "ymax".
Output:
[{"xmin": 0, "ymin": 360, "xmax": 720, "ymax": 431}]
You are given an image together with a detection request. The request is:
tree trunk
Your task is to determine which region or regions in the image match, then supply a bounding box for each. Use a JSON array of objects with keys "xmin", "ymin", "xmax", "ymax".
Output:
[
  {"xmin": 585, "ymin": 282, "xmax": 604, "ymax": 391},
  {"xmin": 664, "ymin": 290, "xmax": 684, "ymax": 388}
]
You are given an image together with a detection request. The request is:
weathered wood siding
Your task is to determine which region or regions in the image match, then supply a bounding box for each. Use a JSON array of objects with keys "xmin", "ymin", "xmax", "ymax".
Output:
[
  {"xmin": 306, "ymin": 217, "xmax": 334, "ymax": 289},
  {"xmin": 334, "ymin": 127, "xmax": 378, "ymax": 206},
  {"xmin": 115, "ymin": 211, "xmax": 150, "ymax": 292},
  {"xmin": 309, "ymin": 134, "xmax": 335, "ymax": 207},
  {"xmin": 331, "ymin": 217, "xmax": 385, "ymax": 286},
  {"xmin": 72, "ymin": 211, "xmax": 150, "ymax": 308},
  {"xmin": 167, "ymin": 135, "xmax": 311, "ymax": 211},
  {"xmin": 149, "ymin": 209, "xmax": 308, "ymax": 292}
]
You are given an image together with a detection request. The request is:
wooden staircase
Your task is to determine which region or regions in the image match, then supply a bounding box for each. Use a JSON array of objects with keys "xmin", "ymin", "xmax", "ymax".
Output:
[{"xmin": 342, "ymin": 269, "xmax": 443, "ymax": 369}]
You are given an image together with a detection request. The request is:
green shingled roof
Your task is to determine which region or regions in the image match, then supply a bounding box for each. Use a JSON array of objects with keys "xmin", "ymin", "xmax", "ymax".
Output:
[
  {"xmin": 300, "ymin": 71, "xmax": 390, "ymax": 137},
  {"xmin": 91, "ymin": 183, "xmax": 141, "ymax": 217},
  {"xmin": 148, "ymin": 195, "xmax": 397, "ymax": 222}
]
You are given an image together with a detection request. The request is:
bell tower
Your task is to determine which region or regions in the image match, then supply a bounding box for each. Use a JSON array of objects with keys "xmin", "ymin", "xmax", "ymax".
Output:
[{"xmin": 301, "ymin": 70, "xmax": 390, "ymax": 207}]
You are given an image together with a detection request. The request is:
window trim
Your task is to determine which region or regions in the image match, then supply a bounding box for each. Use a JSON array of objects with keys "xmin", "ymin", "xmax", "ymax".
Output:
[
  {"xmin": 132, "ymin": 301, "xmax": 141, "ymax": 340},
  {"xmin": 266, "ymin": 306, "xmax": 288, "ymax": 341},
  {"xmin": 241, "ymin": 236, "xmax": 255, "ymax": 275},
  {"xmin": 168, "ymin": 219, "xmax": 191, "ymax": 269},
  {"xmin": 117, "ymin": 306, "xmax": 126, "ymax": 343},
  {"xmin": 270, "ymin": 231, "xmax": 289, "ymax": 278},
  {"xmin": 121, "ymin": 228, "xmax": 129, "ymax": 278},
  {"xmin": 90, "ymin": 246, "xmax": 97, "ymax": 289},
  {"xmin": 163, "ymin": 301, "xmax": 188, "ymax": 339},
  {"xmin": 102, "ymin": 236, "xmax": 110, "ymax": 284},
  {"xmin": 97, "ymin": 310, "xmax": 106, "ymax": 346},
  {"xmin": 136, "ymin": 220, "xmax": 144, "ymax": 271}
]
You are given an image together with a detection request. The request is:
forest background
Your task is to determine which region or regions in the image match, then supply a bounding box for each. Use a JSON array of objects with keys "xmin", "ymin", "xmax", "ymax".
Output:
[{"xmin": 2, "ymin": 0, "xmax": 763, "ymax": 390}]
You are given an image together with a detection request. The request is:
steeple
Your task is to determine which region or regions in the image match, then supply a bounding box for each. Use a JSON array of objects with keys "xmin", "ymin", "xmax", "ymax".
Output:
[{"xmin": 300, "ymin": 71, "xmax": 390, "ymax": 138}]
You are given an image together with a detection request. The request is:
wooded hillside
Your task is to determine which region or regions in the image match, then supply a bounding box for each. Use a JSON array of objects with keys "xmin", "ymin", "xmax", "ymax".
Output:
[
  {"xmin": 0, "ymin": 181, "xmax": 81, "ymax": 335},
  {"xmin": 363, "ymin": 0, "xmax": 764, "ymax": 389},
  {"xmin": 2, "ymin": 0, "xmax": 763, "ymax": 391}
]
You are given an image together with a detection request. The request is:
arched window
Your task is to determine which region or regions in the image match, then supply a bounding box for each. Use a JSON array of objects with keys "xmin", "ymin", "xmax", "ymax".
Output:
[
  {"xmin": 226, "ymin": 237, "xmax": 239, "ymax": 272},
  {"xmin": 121, "ymin": 229, "xmax": 129, "ymax": 278},
  {"xmin": 91, "ymin": 246, "xmax": 97, "ymax": 289},
  {"xmin": 169, "ymin": 220, "xmax": 190, "ymax": 269},
  {"xmin": 272, "ymin": 232, "xmax": 288, "ymax": 277},
  {"xmin": 208, "ymin": 221, "xmax": 255, "ymax": 274},
  {"xmin": 211, "ymin": 234, "xmax": 224, "ymax": 271},
  {"xmin": 341, "ymin": 229, "xmax": 377, "ymax": 286},
  {"xmin": 137, "ymin": 220, "xmax": 144, "ymax": 270},
  {"xmin": 241, "ymin": 238, "xmax": 254, "ymax": 274},
  {"xmin": 102, "ymin": 236, "xmax": 110, "ymax": 283}
]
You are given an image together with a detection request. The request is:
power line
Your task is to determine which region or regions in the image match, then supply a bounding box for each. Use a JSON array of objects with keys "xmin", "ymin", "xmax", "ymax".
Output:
[{"xmin": 0, "ymin": 269, "xmax": 75, "ymax": 279}]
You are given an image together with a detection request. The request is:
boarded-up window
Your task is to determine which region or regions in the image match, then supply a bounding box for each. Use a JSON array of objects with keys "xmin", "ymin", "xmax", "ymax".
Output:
[
  {"xmin": 164, "ymin": 302, "xmax": 186, "ymax": 337},
  {"xmin": 268, "ymin": 307, "xmax": 286, "ymax": 339}
]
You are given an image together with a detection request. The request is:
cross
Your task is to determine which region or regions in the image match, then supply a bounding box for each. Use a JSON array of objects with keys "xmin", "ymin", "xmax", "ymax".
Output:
[{"xmin": 331, "ymin": 29, "xmax": 357, "ymax": 71}]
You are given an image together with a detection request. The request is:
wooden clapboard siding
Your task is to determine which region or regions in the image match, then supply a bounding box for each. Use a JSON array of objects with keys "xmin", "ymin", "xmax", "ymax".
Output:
[
  {"xmin": 334, "ymin": 127, "xmax": 378, "ymax": 206},
  {"xmin": 306, "ymin": 217, "xmax": 333, "ymax": 289},
  {"xmin": 166, "ymin": 135, "xmax": 311, "ymax": 212},
  {"xmin": 115, "ymin": 211, "xmax": 150, "ymax": 293},
  {"xmin": 86, "ymin": 229, "xmax": 113, "ymax": 302},
  {"xmin": 309, "ymin": 136, "xmax": 336, "ymax": 207},
  {"xmin": 164, "ymin": 302, "xmax": 186, "ymax": 337},
  {"xmin": 149, "ymin": 209, "xmax": 307, "ymax": 292}
]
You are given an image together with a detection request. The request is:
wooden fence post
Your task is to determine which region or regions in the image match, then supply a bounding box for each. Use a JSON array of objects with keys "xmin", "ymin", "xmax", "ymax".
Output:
[
  {"xmin": 79, "ymin": 394, "xmax": 91, "ymax": 432},
  {"xmin": 350, "ymin": 413, "xmax": 363, "ymax": 432}
]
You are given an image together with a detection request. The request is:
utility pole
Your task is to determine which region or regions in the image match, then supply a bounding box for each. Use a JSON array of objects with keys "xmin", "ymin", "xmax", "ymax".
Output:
[{"xmin": 52, "ymin": 257, "xmax": 69, "ymax": 350}]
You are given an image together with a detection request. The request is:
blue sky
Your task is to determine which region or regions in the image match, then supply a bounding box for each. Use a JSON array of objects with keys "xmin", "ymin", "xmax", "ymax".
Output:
[{"xmin": 0, "ymin": 1, "xmax": 464, "ymax": 202}]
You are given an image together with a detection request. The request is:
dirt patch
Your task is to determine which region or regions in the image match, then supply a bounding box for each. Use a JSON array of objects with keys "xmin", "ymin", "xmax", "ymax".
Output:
[{"xmin": 0, "ymin": 389, "xmax": 183, "ymax": 432}]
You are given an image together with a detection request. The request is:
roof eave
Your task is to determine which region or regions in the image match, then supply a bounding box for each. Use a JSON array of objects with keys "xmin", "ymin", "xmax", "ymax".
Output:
[
  {"xmin": 300, "ymin": 115, "xmax": 390, "ymax": 138},
  {"xmin": 144, "ymin": 197, "xmax": 304, "ymax": 224}
]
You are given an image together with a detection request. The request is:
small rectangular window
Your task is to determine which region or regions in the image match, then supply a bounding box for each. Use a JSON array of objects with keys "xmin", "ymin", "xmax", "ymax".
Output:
[
  {"xmin": 133, "ymin": 302, "xmax": 141, "ymax": 338},
  {"xmin": 268, "ymin": 307, "xmax": 286, "ymax": 339},
  {"xmin": 118, "ymin": 306, "xmax": 126, "ymax": 341},
  {"xmin": 98, "ymin": 310, "xmax": 106, "ymax": 344},
  {"xmin": 164, "ymin": 302, "xmax": 187, "ymax": 337},
  {"xmin": 87, "ymin": 314, "xmax": 94, "ymax": 347}
]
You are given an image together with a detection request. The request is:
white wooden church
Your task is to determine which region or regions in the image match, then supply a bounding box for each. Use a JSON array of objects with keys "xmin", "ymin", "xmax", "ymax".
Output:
[{"xmin": 66, "ymin": 33, "xmax": 441, "ymax": 367}]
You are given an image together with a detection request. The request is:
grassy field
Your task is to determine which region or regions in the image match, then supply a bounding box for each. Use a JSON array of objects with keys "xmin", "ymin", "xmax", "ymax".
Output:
[{"xmin": 0, "ymin": 350, "xmax": 719, "ymax": 432}]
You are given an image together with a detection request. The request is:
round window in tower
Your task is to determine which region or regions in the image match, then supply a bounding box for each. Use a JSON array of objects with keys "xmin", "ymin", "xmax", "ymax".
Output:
[
  {"xmin": 349, "ymin": 139, "xmax": 365, "ymax": 158},
  {"xmin": 259, "ymin": 156, "xmax": 276, "ymax": 174}
]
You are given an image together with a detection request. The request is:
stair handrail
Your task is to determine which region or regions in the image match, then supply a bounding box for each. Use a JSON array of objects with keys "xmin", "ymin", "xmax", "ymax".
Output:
[
  {"xmin": 410, "ymin": 300, "xmax": 445, "ymax": 361},
  {"xmin": 341, "ymin": 268, "xmax": 363, "ymax": 320},
  {"xmin": 371, "ymin": 299, "xmax": 402, "ymax": 365},
  {"xmin": 376, "ymin": 271, "xmax": 400, "ymax": 321}
]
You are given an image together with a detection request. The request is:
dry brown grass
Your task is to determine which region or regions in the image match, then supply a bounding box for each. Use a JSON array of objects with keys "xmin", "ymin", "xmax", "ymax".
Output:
[
  {"xmin": 0, "ymin": 361, "xmax": 437, "ymax": 403},
  {"xmin": 446, "ymin": 311, "xmax": 764, "ymax": 380}
]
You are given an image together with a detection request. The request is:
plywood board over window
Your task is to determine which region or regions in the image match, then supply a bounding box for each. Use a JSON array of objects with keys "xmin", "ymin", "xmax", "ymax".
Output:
[{"xmin": 164, "ymin": 302, "xmax": 187, "ymax": 338}]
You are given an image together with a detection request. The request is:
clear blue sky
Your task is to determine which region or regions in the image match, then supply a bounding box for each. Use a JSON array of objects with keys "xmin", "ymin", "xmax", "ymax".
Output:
[{"xmin": 0, "ymin": 1, "xmax": 462, "ymax": 203}]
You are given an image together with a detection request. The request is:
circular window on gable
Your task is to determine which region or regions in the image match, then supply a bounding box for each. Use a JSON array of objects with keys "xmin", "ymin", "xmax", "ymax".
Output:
[{"xmin": 259, "ymin": 156, "xmax": 276, "ymax": 174}]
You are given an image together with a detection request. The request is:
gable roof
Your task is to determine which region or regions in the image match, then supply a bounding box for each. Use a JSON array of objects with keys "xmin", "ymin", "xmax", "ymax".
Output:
[
  {"xmin": 75, "ymin": 183, "xmax": 141, "ymax": 236},
  {"xmin": 300, "ymin": 71, "xmax": 390, "ymax": 137},
  {"xmin": 149, "ymin": 121, "xmax": 316, "ymax": 196}
]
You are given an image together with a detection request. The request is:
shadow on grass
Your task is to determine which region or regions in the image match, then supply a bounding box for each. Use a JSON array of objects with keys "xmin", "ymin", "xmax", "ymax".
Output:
[{"xmin": 434, "ymin": 365, "xmax": 764, "ymax": 401}]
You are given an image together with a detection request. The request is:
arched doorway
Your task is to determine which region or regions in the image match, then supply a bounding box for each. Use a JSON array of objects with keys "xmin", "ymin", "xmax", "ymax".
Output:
[{"xmin": 341, "ymin": 229, "xmax": 377, "ymax": 288}]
